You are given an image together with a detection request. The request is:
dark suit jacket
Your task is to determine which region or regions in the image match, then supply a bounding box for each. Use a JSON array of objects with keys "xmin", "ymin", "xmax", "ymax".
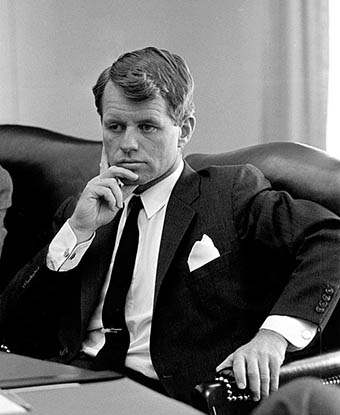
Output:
[{"xmin": 1, "ymin": 162, "xmax": 340, "ymax": 405}]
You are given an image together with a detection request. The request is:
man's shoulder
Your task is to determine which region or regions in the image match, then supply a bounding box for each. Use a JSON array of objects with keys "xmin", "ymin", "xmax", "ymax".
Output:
[
  {"xmin": 194, "ymin": 162, "xmax": 267, "ymax": 183},
  {"xmin": 189, "ymin": 163, "xmax": 272, "ymax": 205}
]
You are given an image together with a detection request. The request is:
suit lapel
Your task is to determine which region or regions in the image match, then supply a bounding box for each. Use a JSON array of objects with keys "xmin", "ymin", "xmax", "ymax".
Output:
[{"xmin": 154, "ymin": 163, "xmax": 200, "ymax": 305}]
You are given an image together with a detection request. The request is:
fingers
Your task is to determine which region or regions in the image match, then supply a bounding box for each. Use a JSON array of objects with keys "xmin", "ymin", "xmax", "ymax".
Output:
[
  {"xmin": 90, "ymin": 178, "xmax": 124, "ymax": 209},
  {"xmin": 231, "ymin": 353, "xmax": 263, "ymax": 401},
  {"xmin": 242, "ymin": 356, "xmax": 281, "ymax": 401},
  {"xmin": 71, "ymin": 167, "xmax": 138, "ymax": 235},
  {"xmin": 100, "ymin": 165, "xmax": 139, "ymax": 183},
  {"xmin": 269, "ymin": 359, "xmax": 280, "ymax": 393},
  {"xmin": 216, "ymin": 332, "xmax": 286, "ymax": 402},
  {"xmin": 252, "ymin": 358, "xmax": 280, "ymax": 400},
  {"xmin": 216, "ymin": 354, "xmax": 249, "ymax": 392},
  {"xmin": 89, "ymin": 166, "xmax": 138, "ymax": 209},
  {"xmin": 92, "ymin": 181, "xmax": 123, "ymax": 210},
  {"xmin": 257, "ymin": 359, "xmax": 270, "ymax": 400},
  {"xmin": 216, "ymin": 354, "xmax": 233, "ymax": 373},
  {"xmin": 231, "ymin": 355, "xmax": 274, "ymax": 401},
  {"xmin": 99, "ymin": 146, "xmax": 110, "ymax": 174},
  {"xmin": 232, "ymin": 355, "xmax": 247, "ymax": 391}
]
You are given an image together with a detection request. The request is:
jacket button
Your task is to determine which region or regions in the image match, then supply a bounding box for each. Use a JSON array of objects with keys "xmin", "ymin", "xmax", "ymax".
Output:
[
  {"xmin": 315, "ymin": 306, "xmax": 325, "ymax": 313},
  {"xmin": 322, "ymin": 294, "xmax": 332, "ymax": 302},
  {"xmin": 319, "ymin": 301, "xmax": 328, "ymax": 308},
  {"xmin": 325, "ymin": 286, "xmax": 334, "ymax": 295}
]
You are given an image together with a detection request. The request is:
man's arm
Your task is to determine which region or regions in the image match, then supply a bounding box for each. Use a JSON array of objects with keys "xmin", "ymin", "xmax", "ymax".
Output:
[
  {"xmin": 0, "ymin": 165, "xmax": 138, "ymax": 303},
  {"xmin": 0, "ymin": 165, "xmax": 138, "ymax": 354},
  {"xmin": 46, "ymin": 165, "xmax": 138, "ymax": 271},
  {"xmin": 46, "ymin": 219, "xmax": 95, "ymax": 272},
  {"xmin": 217, "ymin": 164, "xmax": 340, "ymax": 401}
]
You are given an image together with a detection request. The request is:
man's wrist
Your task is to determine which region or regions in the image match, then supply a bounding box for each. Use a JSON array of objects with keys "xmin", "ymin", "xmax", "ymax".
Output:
[
  {"xmin": 258, "ymin": 328, "xmax": 289, "ymax": 349},
  {"xmin": 68, "ymin": 218, "xmax": 94, "ymax": 244},
  {"xmin": 261, "ymin": 315, "xmax": 317, "ymax": 351}
]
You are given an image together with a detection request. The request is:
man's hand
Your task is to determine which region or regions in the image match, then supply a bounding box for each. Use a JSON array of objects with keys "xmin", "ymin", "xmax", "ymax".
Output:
[
  {"xmin": 69, "ymin": 166, "xmax": 138, "ymax": 243},
  {"xmin": 216, "ymin": 329, "xmax": 288, "ymax": 402}
]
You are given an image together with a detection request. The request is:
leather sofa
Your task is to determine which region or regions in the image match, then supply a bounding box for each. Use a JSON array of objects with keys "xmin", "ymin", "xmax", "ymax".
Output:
[{"xmin": 0, "ymin": 125, "xmax": 101, "ymax": 290}]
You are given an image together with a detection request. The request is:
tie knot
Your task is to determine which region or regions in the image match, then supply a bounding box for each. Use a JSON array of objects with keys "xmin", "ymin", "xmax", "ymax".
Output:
[{"xmin": 128, "ymin": 196, "xmax": 143, "ymax": 215}]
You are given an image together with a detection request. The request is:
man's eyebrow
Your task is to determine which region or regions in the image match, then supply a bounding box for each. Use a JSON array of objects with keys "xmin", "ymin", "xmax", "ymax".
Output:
[
  {"xmin": 103, "ymin": 112, "xmax": 163, "ymax": 125},
  {"xmin": 138, "ymin": 116, "xmax": 162, "ymax": 125},
  {"xmin": 103, "ymin": 114, "xmax": 124, "ymax": 124}
]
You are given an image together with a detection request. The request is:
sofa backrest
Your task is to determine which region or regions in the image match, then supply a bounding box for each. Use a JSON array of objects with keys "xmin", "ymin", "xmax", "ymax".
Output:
[
  {"xmin": 186, "ymin": 142, "xmax": 340, "ymax": 217},
  {"xmin": 0, "ymin": 125, "xmax": 101, "ymax": 289}
]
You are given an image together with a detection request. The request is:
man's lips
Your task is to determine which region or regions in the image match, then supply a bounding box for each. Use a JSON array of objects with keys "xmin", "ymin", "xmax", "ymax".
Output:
[{"xmin": 116, "ymin": 161, "xmax": 144, "ymax": 169}]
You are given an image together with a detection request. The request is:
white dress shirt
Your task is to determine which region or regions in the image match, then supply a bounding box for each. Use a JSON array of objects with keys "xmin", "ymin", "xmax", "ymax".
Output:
[{"xmin": 47, "ymin": 160, "xmax": 316, "ymax": 378}]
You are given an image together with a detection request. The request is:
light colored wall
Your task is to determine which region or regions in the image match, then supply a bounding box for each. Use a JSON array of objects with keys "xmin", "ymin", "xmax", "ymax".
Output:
[{"xmin": 1, "ymin": 0, "xmax": 269, "ymax": 154}]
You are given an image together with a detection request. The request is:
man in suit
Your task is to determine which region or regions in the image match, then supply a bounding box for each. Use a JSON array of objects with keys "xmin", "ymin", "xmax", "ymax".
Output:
[
  {"xmin": 1, "ymin": 47, "xmax": 340, "ymax": 412},
  {"xmin": 0, "ymin": 165, "xmax": 12, "ymax": 258}
]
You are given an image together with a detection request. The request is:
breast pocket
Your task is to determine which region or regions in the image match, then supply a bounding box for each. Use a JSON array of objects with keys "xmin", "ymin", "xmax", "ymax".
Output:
[
  {"xmin": 189, "ymin": 250, "xmax": 231, "ymax": 280},
  {"xmin": 186, "ymin": 251, "xmax": 241, "ymax": 315}
]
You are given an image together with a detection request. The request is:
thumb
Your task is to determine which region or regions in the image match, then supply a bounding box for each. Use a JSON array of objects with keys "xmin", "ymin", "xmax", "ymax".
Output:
[{"xmin": 216, "ymin": 353, "xmax": 234, "ymax": 372}]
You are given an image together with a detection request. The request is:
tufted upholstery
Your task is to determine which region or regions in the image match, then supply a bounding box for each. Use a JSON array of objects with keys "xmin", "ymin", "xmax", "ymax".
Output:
[
  {"xmin": 1, "ymin": 124, "xmax": 340, "ymax": 292},
  {"xmin": 0, "ymin": 125, "xmax": 101, "ymax": 290}
]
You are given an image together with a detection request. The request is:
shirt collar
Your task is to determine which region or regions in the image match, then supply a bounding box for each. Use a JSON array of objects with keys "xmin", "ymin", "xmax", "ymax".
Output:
[{"xmin": 134, "ymin": 160, "xmax": 184, "ymax": 219}]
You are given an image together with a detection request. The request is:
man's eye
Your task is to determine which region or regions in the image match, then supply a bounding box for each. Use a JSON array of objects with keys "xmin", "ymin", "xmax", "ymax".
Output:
[
  {"xmin": 140, "ymin": 124, "xmax": 157, "ymax": 133},
  {"xmin": 110, "ymin": 124, "xmax": 124, "ymax": 132}
]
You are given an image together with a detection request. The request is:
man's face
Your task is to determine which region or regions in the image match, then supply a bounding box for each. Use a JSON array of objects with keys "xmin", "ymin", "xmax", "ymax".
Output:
[{"xmin": 101, "ymin": 81, "xmax": 186, "ymax": 186}]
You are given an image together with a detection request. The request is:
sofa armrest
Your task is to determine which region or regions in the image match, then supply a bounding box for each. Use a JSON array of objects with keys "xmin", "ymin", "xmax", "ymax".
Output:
[{"xmin": 193, "ymin": 351, "xmax": 340, "ymax": 415}]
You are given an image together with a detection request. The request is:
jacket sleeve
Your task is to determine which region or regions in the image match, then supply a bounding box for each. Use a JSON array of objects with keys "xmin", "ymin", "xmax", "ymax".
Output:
[
  {"xmin": 0, "ymin": 196, "xmax": 79, "ymax": 349},
  {"xmin": 232, "ymin": 163, "xmax": 340, "ymax": 332}
]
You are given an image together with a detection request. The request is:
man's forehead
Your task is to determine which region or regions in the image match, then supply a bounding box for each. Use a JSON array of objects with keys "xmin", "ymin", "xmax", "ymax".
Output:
[{"xmin": 102, "ymin": 81, "xmax": 169, "ymax": 120}]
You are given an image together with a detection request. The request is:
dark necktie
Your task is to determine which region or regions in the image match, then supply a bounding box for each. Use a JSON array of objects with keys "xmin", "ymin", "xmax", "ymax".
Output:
[{"xmin": 93, "ymin": 196, "xmax": 143, "ymax": 371}]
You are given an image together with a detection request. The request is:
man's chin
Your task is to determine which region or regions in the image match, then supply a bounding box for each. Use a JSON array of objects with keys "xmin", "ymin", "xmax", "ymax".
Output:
[
  {"xmin": 121, "ymin": 179, "xmax": 142, "ymax": 187},
  {"xmin": 121, "ymin": 175, "xmax": 150, "ymax": 189}
]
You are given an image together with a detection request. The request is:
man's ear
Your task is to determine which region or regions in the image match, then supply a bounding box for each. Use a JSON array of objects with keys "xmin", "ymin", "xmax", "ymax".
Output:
[{"xmin": 178, "ymin": 116, "xmax": 196, "ymax": 149}]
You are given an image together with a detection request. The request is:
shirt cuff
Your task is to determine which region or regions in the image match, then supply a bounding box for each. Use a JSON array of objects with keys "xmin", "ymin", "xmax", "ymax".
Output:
[
  {"xmin": 46, "ymin": 219, "xmax": 95, "ymax": 271},
  {"xmin": 260, "ymin": 315, "xmax": 317, "ymax": 351}
]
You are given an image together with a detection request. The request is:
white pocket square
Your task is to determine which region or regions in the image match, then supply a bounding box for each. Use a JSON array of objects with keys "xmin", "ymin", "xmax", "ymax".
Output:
[{"xmin": 188, "ymin": 234, "xmax": 220, "ymax": 272}]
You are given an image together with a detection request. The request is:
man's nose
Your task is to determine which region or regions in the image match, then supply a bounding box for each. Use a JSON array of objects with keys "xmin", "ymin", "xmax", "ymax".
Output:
[{"xmin": 120, "ymin": 127, "xmax": 139, "ymax": 152}]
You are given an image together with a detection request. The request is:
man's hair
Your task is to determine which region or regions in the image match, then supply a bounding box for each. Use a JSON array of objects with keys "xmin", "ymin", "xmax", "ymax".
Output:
[{"xmin": 92, "ymin": 46, "xmax": 195, "ymax": 125}]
